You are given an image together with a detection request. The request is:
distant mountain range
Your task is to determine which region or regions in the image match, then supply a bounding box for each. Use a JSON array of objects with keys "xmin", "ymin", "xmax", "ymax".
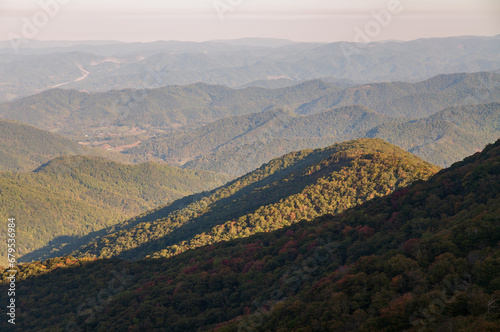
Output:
[
  {"xmin": 367, "ymin": 103, "xmax": 500, "ymax": 166},
  {"xmin": 0, "ymin": 35, "xmax": 499, "ymax": 101},
  {"xmin": 1, "ymin": 72, "xmax": 498, "ymax": 174},
  {"xmin": 129, "ymin": 101, "xmax": 499, "ymax": 175},
  {"xmin": 297, "ymin": 71, "xmax": 500, "ymax": 118},
  {"xmin": 0, "ymin": 79, "xmax": 343, "ymax": 137}
]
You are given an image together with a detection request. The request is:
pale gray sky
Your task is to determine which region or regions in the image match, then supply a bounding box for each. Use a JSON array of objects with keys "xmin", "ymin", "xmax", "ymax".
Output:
[{"xmin": 1, "ymin": 0, "xmax": 499, "ymax": 42}]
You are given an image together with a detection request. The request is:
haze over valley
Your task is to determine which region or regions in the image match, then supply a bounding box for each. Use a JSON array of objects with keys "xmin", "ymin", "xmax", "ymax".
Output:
[{"xmin": 0, "ymin": 0, "xmax": 499, "ymax": 330}]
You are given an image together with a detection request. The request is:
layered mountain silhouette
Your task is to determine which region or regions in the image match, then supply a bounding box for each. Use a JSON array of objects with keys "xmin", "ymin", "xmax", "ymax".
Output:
[{"xmin": 1, "ymin": 138, "xmax": 498, "ymax": 331}]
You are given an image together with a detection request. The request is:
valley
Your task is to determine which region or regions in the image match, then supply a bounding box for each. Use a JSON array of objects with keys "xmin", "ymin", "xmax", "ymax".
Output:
[
  {"xmin": 0, "ymin": 71, "xmax": 498, "ymax": 176},
  {"xmin": 0, "ymin": 34, "xmax": 499, "ymax": 331},
  {"xmin": 2, "ymin": 138, "xmax": 498, "ymax": 331}
]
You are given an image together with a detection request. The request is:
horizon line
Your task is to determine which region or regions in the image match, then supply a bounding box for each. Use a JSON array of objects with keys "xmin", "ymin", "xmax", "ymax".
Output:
[{"xmin": 1, "ymin": 33, "xmax": 499, "ymax": 46}]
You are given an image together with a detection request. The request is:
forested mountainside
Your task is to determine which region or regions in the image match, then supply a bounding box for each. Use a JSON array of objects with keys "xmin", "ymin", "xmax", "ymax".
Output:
[
  {"xmin": 69, "ymin": 138, "xmax": 439, "ymax": 261},
  {"xmin": 0, "ymin": 119, "xmax": 132, "ymax": 172},
  {"xmin": 0, "ymin": 80, "xmax": 341, "ymax": 138},
  {"xmin": 366, "ymin": 103, "xmax": 500, "ymax": 167},
  {"xmin": 298, "ymin": 71, "xmax": 500, "ymax": 117},
  {"xmin": 0, "ymin": 72, "xmax": 496, "ymax": 140},
  {"xmin": 132, "ymin": 102, "xmax": 500, "ymax": 175},
  {"xmin": 127, "ymin": 105, "xmax": 388, "ymax": 171},
  {"xmin": 0, "ymin": 155, "xmax": 229, "ymax": 265},
  {"xmin": 0, "ymin": 72, "xmax": 497, "ymax": 175},
  {"xmin": 1, "ymin": 139, "xmax": 497, "ymax": 332}
]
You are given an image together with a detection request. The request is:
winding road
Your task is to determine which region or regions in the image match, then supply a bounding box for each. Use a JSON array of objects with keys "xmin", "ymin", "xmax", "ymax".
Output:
[{"xmin": 49, "ymin": 64, "xmax": 90, "ymax": 89}]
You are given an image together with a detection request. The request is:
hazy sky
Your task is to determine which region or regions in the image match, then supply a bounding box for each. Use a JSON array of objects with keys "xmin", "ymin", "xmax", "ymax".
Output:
[{"xmin": 1, "ymin": 0, "xmax": 499, "ymax": 42}]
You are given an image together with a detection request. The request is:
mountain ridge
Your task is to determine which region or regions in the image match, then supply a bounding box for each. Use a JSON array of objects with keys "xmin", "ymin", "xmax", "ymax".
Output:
[
  {"xmin": 1, "ymin": 138, "xmax": 498, "ymax": 331},
  {"xmin": 0, "ymin": 154, "xmax": 230, "ymax": 266},
  {"xmin": 0, "ymin": 119, "xmax": 134, "ymax": 172},
  {"xmin": 67, "ymin": 138, "xmax": 439, "ymax": 261}
]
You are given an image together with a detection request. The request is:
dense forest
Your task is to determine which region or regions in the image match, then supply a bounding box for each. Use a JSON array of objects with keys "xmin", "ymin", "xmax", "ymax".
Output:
[
  {"xmin": 0, "ymin": 119, "xmax": 134, "ymax": 172},
  {"xmin": 128, "ymin": 105, "xmax": 389, "ymax": 173},
  {"xmin": 1, "ymin": 35, "xmax": 499, "ymax": 332},
  {"xmin": 0, "ymin": 72, "xmax": 498, "ymax": 175},
  {"xmin": 0, "ymin": 139, "xmax": 497, "ymax": 331},
  {"xmin": 367, "ymin": 103, "xmax": 500, "ymax": 167},
  {"xmin": 1, "ymin": 72, "xmax": 496, "ymax": 136},
  {"xmin": 69, "ymin": 138, "xmax": 439, "ymax": 261},
  {"xmin": 0, "ymin": 155, "xmax": 229, "ymax": 265},
  {"xmin": 132, "ymin": 102, "xmax": 500, "ymax": 175}
]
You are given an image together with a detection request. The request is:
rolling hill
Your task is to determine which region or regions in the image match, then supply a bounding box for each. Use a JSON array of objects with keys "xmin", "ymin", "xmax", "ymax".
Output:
[
  {"xmin": 0, "ymin": 79, "xmax": 342, "ymax": 139},
  {"xmin": 0, "ymin": 156, "xmax": 229, "ymax": 266},
  {"xmin": 67, "ymin": 138, "xmax": 439, "ymax": 261},
  {"xmin": 1, "ymin": 138, "xmax": 498, "ymax": 331},
  {"xmin": 1, "ymin": 34, "xmax": 499, "ymax": 332},
  {"xmin": 131, "ymin": 102, "xmax": 500, "ymax": 175},
  {"xmin": 298, "ymin": 71, "xmax": 500, "ymax": 117},
  {"xmin": 129, "ymin": 105, "xmax": 390, "ymax": 174},
  {"xmin": 1, "ymin": 72, "xmax": 496, "ymax": 176},
  {"xmin": 367, "ymin": 103, "xmax": 500, "ymax": 166},
  {"xmin": 0, "ymin": 72, "xmax": 497, "ymax": 140},
  {"xmin": 0, "ymin": 119, "xmax": 133, "ymax": 172}
]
